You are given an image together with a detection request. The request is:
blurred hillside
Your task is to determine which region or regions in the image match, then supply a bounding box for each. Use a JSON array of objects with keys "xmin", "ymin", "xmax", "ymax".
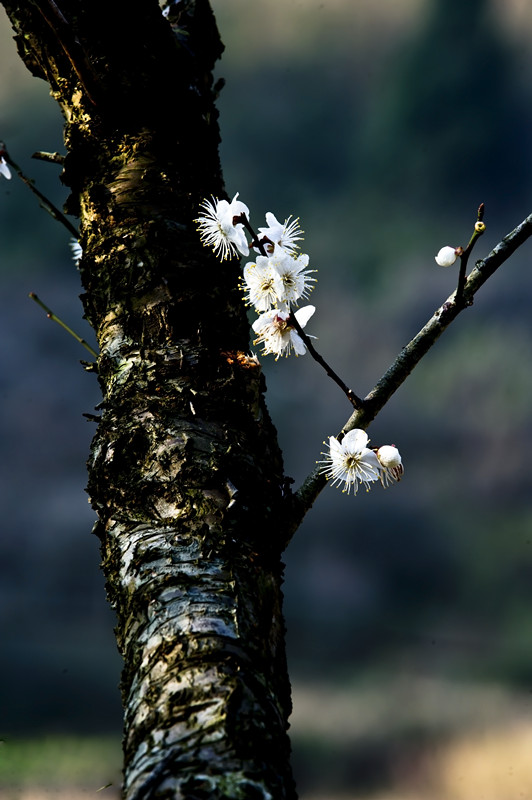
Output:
[{"xmin": 2, "ymin": 0, "xmax": 532, "ymax": 796}]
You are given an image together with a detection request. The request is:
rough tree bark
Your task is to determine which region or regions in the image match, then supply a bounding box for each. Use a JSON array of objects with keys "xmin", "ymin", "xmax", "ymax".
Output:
[{"xmin": 2, "ymin": 2, "xmax": 297, "ymax": 798}]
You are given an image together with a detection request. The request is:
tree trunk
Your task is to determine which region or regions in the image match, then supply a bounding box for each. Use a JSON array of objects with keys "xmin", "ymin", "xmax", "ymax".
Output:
[{"xmin": 2, "ymin": 2, "xmax": 297, "ymax": 797}]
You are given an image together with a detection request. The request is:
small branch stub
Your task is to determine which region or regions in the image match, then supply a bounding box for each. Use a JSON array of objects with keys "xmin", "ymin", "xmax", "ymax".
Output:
[{"xmin": 32, "ymin": 150, "xmax": 65, "ymax": 165}]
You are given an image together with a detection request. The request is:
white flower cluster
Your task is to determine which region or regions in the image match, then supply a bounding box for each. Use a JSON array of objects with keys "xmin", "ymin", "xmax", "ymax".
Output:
[
  {"xmin": 195, "ymin": 193, "xmax": 405, "ymax": 495},
  {"xmin": 320, "ymin": 429, "xmax": 403, "ymax": 495},
  {"xmin": 195, "ymin": 194, "xmax": 317, "ymax": 359}
]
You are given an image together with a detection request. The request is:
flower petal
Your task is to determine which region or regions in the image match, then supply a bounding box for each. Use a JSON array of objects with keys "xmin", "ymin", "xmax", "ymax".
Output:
[
  {"xmin": 342, "ymin": 429, "xmax": 369, "ymax": 454},
  {"xmin": 290, "ymin": 331, "xmax": 307, "ymax": 356},
  {"xmin": 0, "ymin": 157, "xmax": 11, "ymax": 180},
  {"xmin": 294, "ymin": 305, "xmax": 315, "ymax": 328}
]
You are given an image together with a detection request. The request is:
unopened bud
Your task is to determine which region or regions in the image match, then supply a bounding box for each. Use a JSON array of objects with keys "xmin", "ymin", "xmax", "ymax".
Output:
[
  {"xmin": 435, "ymin": 246, "xmax": 458, "ymax": 267},
  {"xmin": 377, "ymin": 445, "xmax": 402, "ymax": 469}
]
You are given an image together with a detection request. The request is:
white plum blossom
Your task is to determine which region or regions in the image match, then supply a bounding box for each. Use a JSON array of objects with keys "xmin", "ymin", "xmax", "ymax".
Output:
[
  {"xmin": 70, "ymin": 238, "xmax": 83, "ymax": 265},
  {"xmin": 195, "ymin": 193, "xmax": 250, "ymax": 260},
  {"xmin": 271, "ymin": 249, "xmax": 315, "ymax": 309},
  {"xmin": 242, "ymin": 258, "xmax": 278, "ymax": 313},
  {"xmin": 435, "ymin": 246, "xmax": 458, "ymax": 267},
  {"xmin": 319, "ymin": 429, "xmax": 381, "ymax": 495},
  {"xmin": 0, "ymin": 156, "xmax": 11, "ymax": 180},
  {"xmin": 243, "ymin": 248, "xmax": 315, "ymax": 313},
  {"xmin": 252, "ymin": 305, "xmax": 315, "ymax": 359},
  {"xmin": 376, "ymin": 445, "xmax": 404, "ymax": 487},
  {"xmin": 257, "ymin": 212, "xmax": 303, "ymax": 255}
]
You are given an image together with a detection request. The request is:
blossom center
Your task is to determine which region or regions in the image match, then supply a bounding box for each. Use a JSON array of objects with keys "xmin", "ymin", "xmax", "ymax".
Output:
[{"xmin": 273, "ymin": 315, "xmax": 290, "ymax": 333}]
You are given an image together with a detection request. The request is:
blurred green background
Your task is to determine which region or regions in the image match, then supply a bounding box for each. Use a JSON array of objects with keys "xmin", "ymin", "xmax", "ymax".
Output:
[{"xmin": 2, "ymin": 0, "xmax": 532, "ymax": 797}]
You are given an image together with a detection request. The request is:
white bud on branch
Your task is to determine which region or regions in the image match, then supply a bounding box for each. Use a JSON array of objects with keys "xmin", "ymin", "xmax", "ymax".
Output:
[{"xmin": 435, "ymin": 246, "xmax": 458, "ymax": 267}]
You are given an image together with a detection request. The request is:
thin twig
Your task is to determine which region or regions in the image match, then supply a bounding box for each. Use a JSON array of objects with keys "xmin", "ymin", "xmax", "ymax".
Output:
[
  {"xmin": 240, "ymin": 213, "xmax": 363, "ymax": 408},
  {"xmin": 289, "ymin": 311, "xmax": 363, "ymax": 408},
  {"xmin": 1, "ymin": 143, "xmax": 78, "ymax": 238},
  {"xmin": 239, "ymin": 215, "xmax": 266, "ymax": 256},
  {"xmin": 29, "ymin": 292, "xmax": 98, "ymax": 358},
  {"xmin": 288, "ymin": 209, "xmax": 532, "ymax": 536},
  {"xmin": 456, "ymin": 203, "xmax": 486, "ymax": 303}
]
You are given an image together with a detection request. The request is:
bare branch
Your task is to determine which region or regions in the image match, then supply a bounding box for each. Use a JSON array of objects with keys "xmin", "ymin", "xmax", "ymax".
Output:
[{"xmin": 288, "ymin": 210, "xmax": 532, "ymax": 535}]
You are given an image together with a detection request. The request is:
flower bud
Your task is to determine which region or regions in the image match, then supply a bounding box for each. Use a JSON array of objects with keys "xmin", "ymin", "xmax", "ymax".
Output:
[
  {"xmin": 435, "ymin": 246, "xmax": 458, "ymax": 267},
  {"xmin": 376, "ymin": 445, "xmax": 402, "ymax": 469}
]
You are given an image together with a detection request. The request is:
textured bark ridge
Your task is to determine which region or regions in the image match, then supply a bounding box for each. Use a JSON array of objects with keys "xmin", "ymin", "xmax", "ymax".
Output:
[{"xmin": 2, "ymin": 2, "xmax": 297, "ymax": 797}]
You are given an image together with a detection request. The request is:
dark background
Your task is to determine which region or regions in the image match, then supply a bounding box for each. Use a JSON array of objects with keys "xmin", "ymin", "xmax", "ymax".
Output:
[{"xmin": 2, "ymin": 0, "xmax": 532, "ymax": 795}]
